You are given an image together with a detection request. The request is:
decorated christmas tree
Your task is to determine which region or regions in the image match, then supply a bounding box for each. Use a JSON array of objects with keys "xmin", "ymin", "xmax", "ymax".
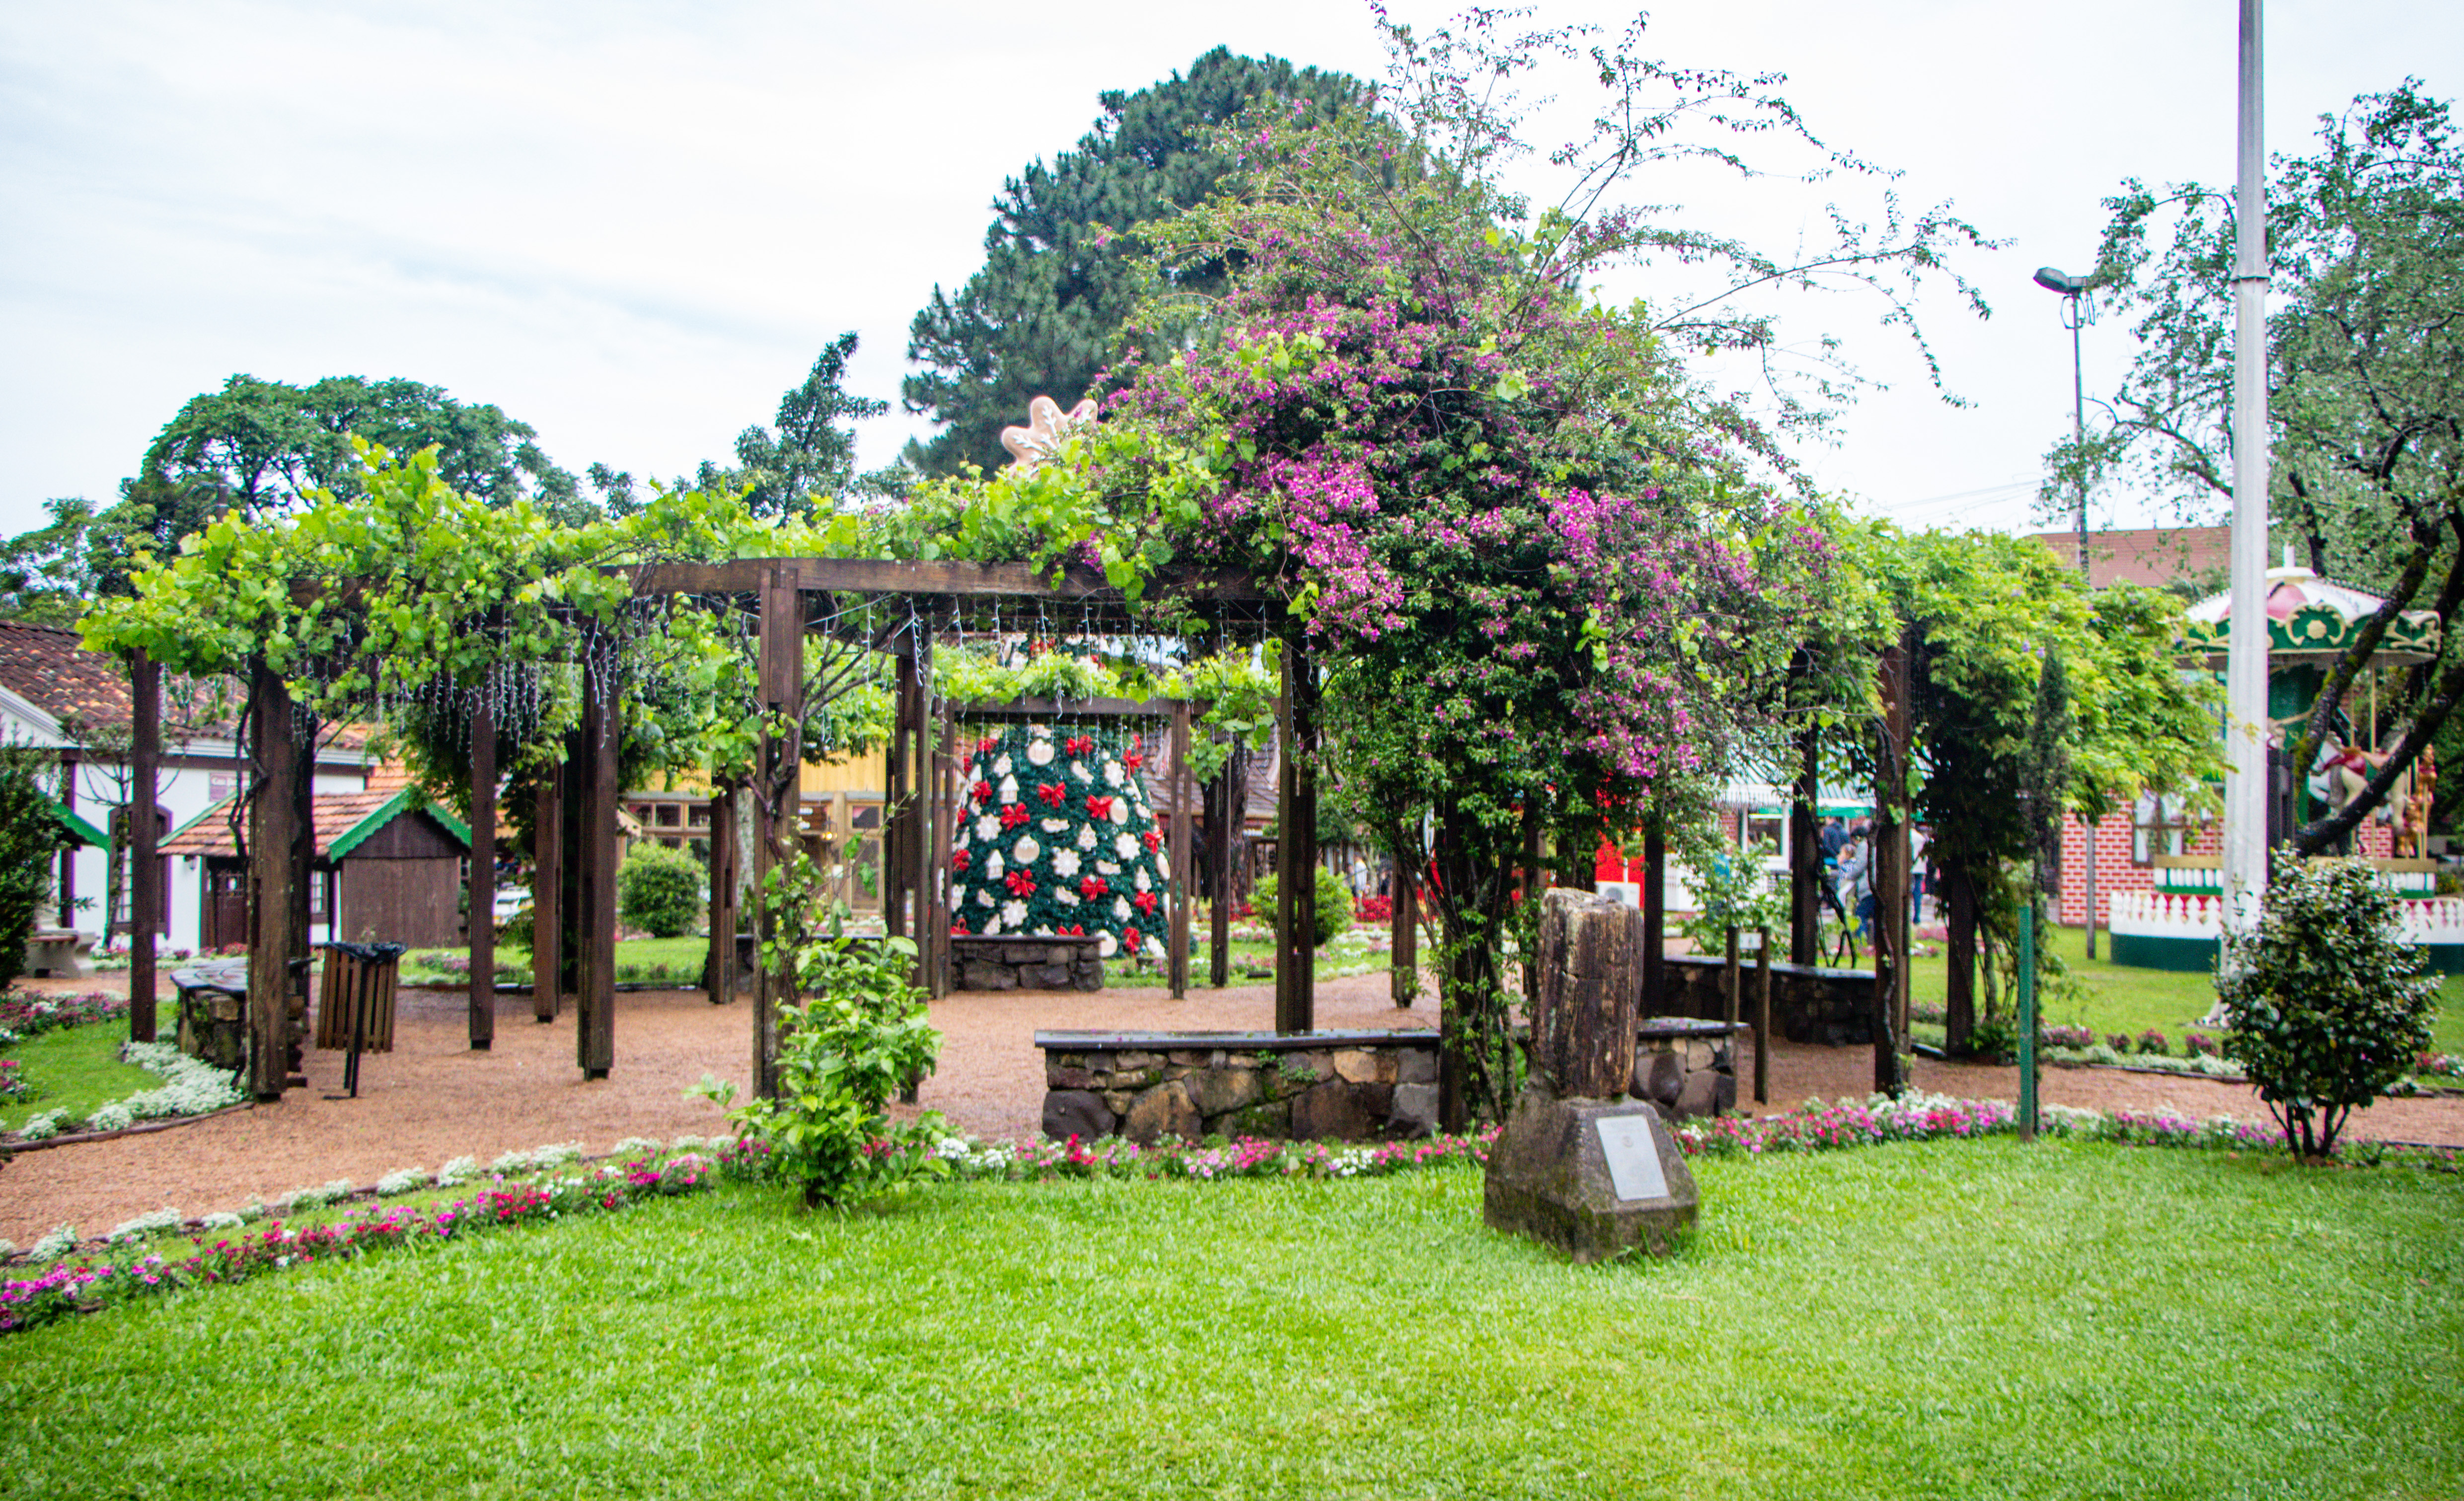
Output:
[{"xmin": 950, "ymin": 723, "xmax": 1173, "ymax": 960}]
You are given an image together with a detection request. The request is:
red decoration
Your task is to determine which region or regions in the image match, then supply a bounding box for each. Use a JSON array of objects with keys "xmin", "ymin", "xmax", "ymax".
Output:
[
  {"xmin": 1085, "ymin": 795, "xmax": 1115, "ymax": 820},
  {"xmin": 999, "ymin": 803, "xmax": 1031, "ymax": 829},
  {"xmin": 971, "ymin": 780, "xmax": 993, "ymax": 804},
  {"xmin": 1123, "ymin": 751, "xmax": 1145, "ymax": 772},
  {"xmin": 1079, "ymin": 875, "xmax": 1109, "ymax": 900},
  {"xmin": 1035, "ymin": 782, "xmax": 1067, "ymax": 807},
  {"xmin": 1065, "ymin": 734, "xmax": 1094, "ymax": 757},
  {"xmin": 951, "ymin": 922, "xmax": 969, "ymax": 936},
  {"xmin": 1122, "ymin": 927, "xmax": 1142, "ymax": 953},
  {"xmin": 951, "ymin": 850, "xmax": 970, "ymax": 872},
  {"xmin": 1004, "ymin": 870, "xmax": 1037, "ymax": 896},
  {"xmin": 1059, "ymin": 924, "xmax": 1085, "ymax": 936},
  {"xmin": 1133, "ymin": 890, "xmax": 1159, "ymax": 916},
  {"xmin": 976, "ymin": 736, "xmax": 998, "ymax": 756},
  {"xmin": 1141, "ymin": 830, "xmax": 1162, "ymax": 852}
]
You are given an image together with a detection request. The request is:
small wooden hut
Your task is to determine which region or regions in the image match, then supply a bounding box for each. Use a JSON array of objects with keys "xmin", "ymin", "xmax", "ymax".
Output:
[{"xmin": 165, "ymin": 789, "xmax": 474, "ymax": 949}]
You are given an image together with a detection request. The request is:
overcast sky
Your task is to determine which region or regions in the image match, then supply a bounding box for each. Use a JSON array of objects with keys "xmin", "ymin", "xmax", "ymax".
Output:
[{"xmin": 4, "ymin": 0, "xmax": 2457, "ymax": 540}]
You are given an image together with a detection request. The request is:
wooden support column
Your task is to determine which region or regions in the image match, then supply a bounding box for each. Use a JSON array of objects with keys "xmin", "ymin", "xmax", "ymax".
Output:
[
  {"xmin": 1789, "ymin": 719, "xmax": 1822, "ymax": 966},
  {"xmin": 1209, "ymin": 760, "xmax": 1233, "ymax": 989},
  {"xmin": 467, "ymin": 692, "xmax": 496, "ymax": 1051},
  {"xmin": 1391, "ymin": 857, "xmax": 1418, "ymax": 1008},
  {"xmin": 575, "ymin": 653, "xmax": 618, "ymax": 1079},
  {"xmin": 1169, "ymin": 699, "xmax": 1192, "ymax": 998},
  {"xmin": 705, "ymin": 781, "xmax": 739, "ymax": 1005},
  {"xmin": 1754, "ymin": 924, "xmax": 1772, "ymax": 1104},
  {"xmin": 1274, "ymin": 641, "xmax": 1317, "ymax": 1033},
  {"xmin": 886, "ymin": 642, "xmax": 915, "ymax": 946},
  {"xmin": 928, "ymin": 695, "xmax": 954, "ymax": 998},
  {"xmin": 1641, "ymin": 811, "xmax": 1667, "ymax": 1018},
  {"xmin": 531, "ymin": 761, "xmax": 562, "ymax": 1022},
  {"xmin": 244, "ymin": 660, "xmax": 302, "ymax": 1101},
  {"xmin": 1872, "ymin": 639, "xmax": 1912, "ymax": 1097},
  {"xmin": 129, "ymin": 651, "xmax": 160, "ymax": 1044},
  {"xmin": 752, "ymin": 568, "xmax": 803, "ymax": 1099}
]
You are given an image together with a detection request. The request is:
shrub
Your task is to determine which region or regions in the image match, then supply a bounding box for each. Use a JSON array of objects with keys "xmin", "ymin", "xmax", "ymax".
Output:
[
  {"xmin": 2184, "ymin": 1032, "xmax": 2221, "ymax": 1058},
  {"xmin": 701, "ymin": 923, "xmax": 947, "ymax": 1209},
  {"xmin": 496, "ymin": 903, "xmax": 533, "ymax": 951},
  {"xmin": 2043, "ymin": 1024, "xmax": 2095, "ymax": 1050},
  {"xmin": 617, "ymin": 843, "xmax": 705, "ymax": 938},
  {"xmin": 1251, "ymin": 865, "xmax": 1354, "ymax": 949},
  {"xmin": 0, "ymin": 746, "xmax": 68, "ymax": 993},
  {"xmin": 1357, "ymin": 893, "xmax": 1393, "ymax": 924},
  {"xmin": 2216, "ymin": 858, "xmax": 2440, "ymax": 1158},
  {"xmin": 2134, "ymin": 1028, "xmax": 2169, "ymax": 1056},
  {"xmin": 1965, "ymin": 1016, "xmax": 2018, "ymax": 1063},
  {"xmin": 2105, "ymin": 1033, "xmax": 2133, "ymax": 1054}
]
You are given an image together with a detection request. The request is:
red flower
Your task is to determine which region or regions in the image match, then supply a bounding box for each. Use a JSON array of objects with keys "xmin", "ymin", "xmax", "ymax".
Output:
[
  {"xmin": 1005, "ymin": 870, "xmax": 1037, "ymax": 896},
  {"xmin": 1123, "ymin": 751, "xmax": 1145, "ymax": 772},
  {"xmin": 1035, "ymin": 782, "xmax": 1067, "ymax": 807},
  {"xmin": 971, "ymin": 780, "xmax": 992, "ymax": 804},
  {"xmin": 1133, "ymin": 890, "xmax": 1159, "ymax": 916},
  {"xmin": 1065, "ymin": 734, "xmax": 1094, "ymax": 757},
  {"xmin": 999, "ymin": 803, "xmax": 1031, "ymax": 829},
  {"xmin": 1141, "ymin": 830, "xmax": 1162, "ymax": 852},
  {"xmin": 951, "ymin": 849, "xmax": 970, "ymax": 871},
  {"xmin": 1085, "ymin": 795, "xmax": 1114, "ymax": 820}
]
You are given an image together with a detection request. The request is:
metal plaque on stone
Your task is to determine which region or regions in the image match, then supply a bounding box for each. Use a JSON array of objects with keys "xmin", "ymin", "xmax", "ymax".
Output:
[{"xmin": 1595, "ymin": 1115, "xmax": 1672, "ymax": 1202}]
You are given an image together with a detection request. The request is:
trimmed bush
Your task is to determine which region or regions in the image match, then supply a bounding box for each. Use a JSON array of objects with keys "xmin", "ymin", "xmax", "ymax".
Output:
[
  {"xmin": 617, "ymin": 844, "xmax": 705, "ymax": 938},
  {"xmin": 2216, "ymin": 858, "xmax": 2440, "ymax": 1157},
  {"xmin": 1252, "ymin": 865, "xmax": 1354, "ymax": 949}
]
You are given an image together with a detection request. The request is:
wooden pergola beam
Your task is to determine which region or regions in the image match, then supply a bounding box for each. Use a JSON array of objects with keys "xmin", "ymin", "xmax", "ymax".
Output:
[{"xmin": 626, "ymin": 557, "xmax": 1269, "ymax": 604}]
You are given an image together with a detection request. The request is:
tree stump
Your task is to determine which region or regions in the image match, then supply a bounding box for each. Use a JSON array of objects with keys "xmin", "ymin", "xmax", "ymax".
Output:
[{"xmin": 1530, "ymin": 887, "xmax": 1643, "ymax": 1098}]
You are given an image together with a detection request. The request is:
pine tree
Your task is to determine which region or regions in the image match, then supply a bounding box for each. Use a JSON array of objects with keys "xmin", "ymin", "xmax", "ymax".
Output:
[
  {"xmin": 901, "ymin": 47, "xmax": 1362, "ymax": 477},
  {"xmin": 951, "ymin": 724, "xmax": 1173, "ymax": 961}
]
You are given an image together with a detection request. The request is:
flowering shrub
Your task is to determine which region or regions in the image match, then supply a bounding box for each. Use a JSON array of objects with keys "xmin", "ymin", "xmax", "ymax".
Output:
[
  {"xmin": 1357, "ymin": 894, "xmax": 1393, "ymax": 924},
  {"xmin": 2418, "ymin": 1052, "xmax": 2463, "ymax": 1080},
  {"xmin": 2043, "ymin": 1024, "xmax": 2095, "ymax": 1050},
  {"xmin": 0, "ymin": 992, "xmax": 126, "ymax": 1040},
  {"xmin": 0, "ymin": 1057, "xmax": 28, "ymax": 1102},
  {"xmin": 932, "ymin": 1130, "xmax": 1496, "ymax": 1184},
  {"xmin": 2105, "ymin": 1033, "xmax": 2134, "ymax": 1054},
  {"xmin": 2134, "ymin": 1029, "xmax": 2170, "ymax": 1056},
  {"xmin": 0, "ymin": 1153, "xmax": 720, "ymax": 1335},
  {"xmin": 2184, "ymin": 1032, "xmax": 2222, "ymax": 1058}
]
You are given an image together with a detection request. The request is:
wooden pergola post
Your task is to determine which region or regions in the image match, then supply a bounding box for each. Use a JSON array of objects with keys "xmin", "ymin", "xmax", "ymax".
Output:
[
  {"xmin": 575, "ymin": 651, "xmax": 618, "ymax": 1079},
  {"xmin": 1169, "ymin": 699, "xmax": 1192, "ymax": 999},
  {"xmin": 928, "ymin": 695, "xmax": 955, "ymax": 998},
  {"xmin": 1641, "ymin": 809, "xmax": 1667, "ymax": 1017},
  {"xmin": 531, "ymin": 761, "xmax": 562, "ymax": 1022},
  {"xmin": 705, "ymin": 780, "xmax": 739, "ymax": 1006},
  {"xmin": 1872, "ymin": 638, "xmax": 1912, "ymax": 1095},
  {"xmin": 245, "ymin": 659, "xmax": 304, "ymax": 1101},
  {"xmin": 467, "ymin": 691, "xmax": 496, "ymax": 1051},
  {"xmin": 129, "ymin": 650, "xmax": 160, "ymax": 1044},
  {"xmin": 1391, "ymin": 857, "xmax": 1417, "ymax": 1008},
  {"xmin": 751, "ymin": 566, "xmax": 803, "ymax": 1099},
  {"xmin": 1274, "ymin": 639, "xmax": 1317, "ymax": 1032},
  {"xmin": 1209, "ymin": 759, "xmax": 1234, "ymax": 989},
  {"xmin": 1789, "ymin": 719, "xmax": 1823, "ymax": 966}
]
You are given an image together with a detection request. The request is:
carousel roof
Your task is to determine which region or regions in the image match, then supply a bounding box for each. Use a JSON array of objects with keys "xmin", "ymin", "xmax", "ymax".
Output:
[{"xmin": 2179, "ymin": 566, "xmax": 2441, "ymax": 665}]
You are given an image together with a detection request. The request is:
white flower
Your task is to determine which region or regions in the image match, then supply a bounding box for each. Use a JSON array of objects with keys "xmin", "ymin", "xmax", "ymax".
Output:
[
  {"xmin": 1052, "ymin": 849, "xmax": 1081, "ymax": 877},
  {"xmin": 975, "ymin": 888, "xmax": 995, "ymax": 908},
  {"xmin": 106, "ymin": 1208, "xmax": 183, "ymax": 1244},
  {"xmin": 375, "ymin": 1167, "xmax": 426, "ymax": 1196},
  {"xmin": 1113, "ymin": 896, "xmax": 1132, "ymax": 921},
  {"xmin": 199, "ymin": 1212, "xmax": 243, "ymax": 1231},
  {"xmin": 1104, "ymin": 760, "xmax": 1122, "ymax": 787},
  {"xmin": 1115, "ymin": 832, "xmax": 1138, "ymax": 859},
  {"xmin": 1025, "ymin": 737, "xmax": 1054, "ymax": 766},
  {"xmin": 993, "ymin": 754, "xmax": 1014, "ymax": 776},
  {"xmin": 1054, "ymin": 887, "xmax": 1079, "ymax": 906},
  {"xmin": 1001, "ymin": 900, "xmax": 1029, "ymax": 929},
  {"xmin": 985, "ymin": 851, "xmax": 1005, "ymax": 879},
  {"xmin": 1077, "ymin": 825, "xmax": 1099, "ymax": 851},
  {"xmin": 998, "ymin": 774, "xmax": 1019, "ymax": 804},
  {"xmin": 975, "ymin": 814, "xmax": 1000, "ymax": 842},
  {"xmin": 1012, "ymin": 835, "xmax": 1041, "ymax": 865},
  {"xmin": 1098, "ymin": 931, "xmax": 1119, "ymax": 957},
  {"xmin": 90, "ymin": 1102, "xmax": 135, "ymax": 1132},
  {"xmin": 435, "ymin": 1157, "xmax": 479, "ymax": 1186},
  {"xmin": 28, "ymin": 1224, "xmax": 77, "ymax": 1262},
  {"xmin": 1041, "ymin": 818, "xmax": 1070, "ymax": 834}
]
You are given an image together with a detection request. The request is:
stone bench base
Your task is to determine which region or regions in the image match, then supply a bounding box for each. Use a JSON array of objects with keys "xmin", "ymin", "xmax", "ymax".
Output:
[{"xmin": 24, "ymin": 929, "xmax": 95, "ymax": 979}]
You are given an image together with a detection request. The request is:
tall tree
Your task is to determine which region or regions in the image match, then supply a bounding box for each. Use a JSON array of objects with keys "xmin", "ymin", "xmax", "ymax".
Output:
[
  {"xmin": 730, "ymin": 332, "xmax": 892, "ymax": 518},
  {"xmin": 900, "ymin": 47, "xmax": 1364, "ymax": 477},
  {"xmin": 2067, "ymin": 83, "xmax": 2463, "ymax": 851}
]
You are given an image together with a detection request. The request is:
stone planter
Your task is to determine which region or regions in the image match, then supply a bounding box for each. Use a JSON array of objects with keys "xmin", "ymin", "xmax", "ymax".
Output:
[{"xmin": 953, "ymin": 936, "xmax": 1104, "ymax": 993}]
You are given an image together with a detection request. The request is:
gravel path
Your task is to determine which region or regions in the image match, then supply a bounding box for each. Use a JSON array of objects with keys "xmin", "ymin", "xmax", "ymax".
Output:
[{"xmin": 5, "ymin": 972, "xmax": 2460, "ymax": 1245}]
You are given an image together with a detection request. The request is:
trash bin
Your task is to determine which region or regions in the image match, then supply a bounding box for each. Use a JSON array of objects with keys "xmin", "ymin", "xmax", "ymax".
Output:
[{"xmin": 316, "ymin": 941, "xmax": 406, "ymax": 1097}]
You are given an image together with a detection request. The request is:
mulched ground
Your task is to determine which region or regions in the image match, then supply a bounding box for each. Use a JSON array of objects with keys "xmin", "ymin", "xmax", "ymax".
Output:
[{"xmin": 5, "ymin": 970, "xmax": 2460, "ymax": 1246}]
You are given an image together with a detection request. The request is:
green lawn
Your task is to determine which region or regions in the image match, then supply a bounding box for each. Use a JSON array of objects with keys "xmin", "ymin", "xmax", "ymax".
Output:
[
  {"xmin": 3, "ymin": 1141, "xmax": 2457, "ymax": 1499},
  {"xmin": 0, "ymin": 1024, "xmax": 156, "ymax": 1133}
]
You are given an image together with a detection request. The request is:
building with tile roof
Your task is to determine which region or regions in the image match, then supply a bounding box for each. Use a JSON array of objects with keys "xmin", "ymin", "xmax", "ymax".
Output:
[{"xmin": 165, "ymin": 788, "xmax": 472, "ymax": 949}]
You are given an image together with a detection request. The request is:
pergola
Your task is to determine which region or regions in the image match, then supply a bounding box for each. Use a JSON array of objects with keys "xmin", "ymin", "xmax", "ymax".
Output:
[{"xmin": 121, "ymin": 556, "xmax": 1350, "ymax": 1102}]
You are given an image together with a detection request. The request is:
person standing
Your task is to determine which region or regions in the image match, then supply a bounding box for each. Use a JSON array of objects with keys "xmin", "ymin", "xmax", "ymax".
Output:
[{"xmin": 1835, "ymin": 829, "xmax": 1872, "ymax": 938}]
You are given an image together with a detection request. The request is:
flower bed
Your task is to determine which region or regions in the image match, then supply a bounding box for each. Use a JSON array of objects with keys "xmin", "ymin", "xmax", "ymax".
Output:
[
  {"xmin": 8, "ymin": 1040, "xmax": 245, "ymax": 1143},
  {"xmin": 0, "ymin": 992, "xmax": 127, "ymax": 1040}
]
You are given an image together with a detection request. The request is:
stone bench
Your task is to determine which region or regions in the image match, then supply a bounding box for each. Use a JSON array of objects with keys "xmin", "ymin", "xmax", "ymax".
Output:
[
  {"xmin": 23, "ymin": 929, "xmax": 94, "ymax": 980},
  {"xmin": 955, "ymin": 935, "xmax": 1104, "ymax": 993}
]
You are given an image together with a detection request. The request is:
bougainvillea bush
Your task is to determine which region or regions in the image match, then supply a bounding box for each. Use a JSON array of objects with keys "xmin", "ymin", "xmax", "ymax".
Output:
[{"xmin": 950, "ymin": 723, "xmax": 1173, "ymax": 958}]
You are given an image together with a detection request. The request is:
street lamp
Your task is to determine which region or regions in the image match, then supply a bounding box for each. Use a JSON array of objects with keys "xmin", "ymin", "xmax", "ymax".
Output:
[{"xmin": 2036, "ymin": 264, "xmax": 2098, "ymax": 955}]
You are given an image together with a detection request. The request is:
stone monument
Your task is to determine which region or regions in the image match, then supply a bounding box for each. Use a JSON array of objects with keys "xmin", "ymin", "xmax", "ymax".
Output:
[{"xmin": 1484, "ymin": 887, "xmax": 1698, "ymax": 1261}]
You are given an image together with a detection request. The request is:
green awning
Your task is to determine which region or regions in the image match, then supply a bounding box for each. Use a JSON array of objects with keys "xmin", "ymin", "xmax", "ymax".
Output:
[{"xmin": 48, "ymin": 798, "xmax": 106, "ymax": 849}]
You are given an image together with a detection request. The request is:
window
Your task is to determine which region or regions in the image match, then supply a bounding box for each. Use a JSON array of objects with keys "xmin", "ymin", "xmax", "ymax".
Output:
[
  {"xmin": 2132, "ymin": 792, "xmax": 2190, "ymax": 865},
  {"xmin": 654, "ymin": 803, "xmax": 681, "ymax": 828},
  {"xmin": 687, "ymin": 803, "xmax": 712, "ymax": 828}
]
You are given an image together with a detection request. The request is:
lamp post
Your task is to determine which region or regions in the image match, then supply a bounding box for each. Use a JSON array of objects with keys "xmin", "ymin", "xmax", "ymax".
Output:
[{"xmin": 2035, "ymin": 263, "xmax": 2098, "ymax": 956}]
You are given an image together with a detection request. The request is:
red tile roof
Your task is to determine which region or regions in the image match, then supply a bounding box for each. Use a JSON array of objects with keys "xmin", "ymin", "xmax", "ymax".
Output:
[
  {"xmin": 2029, "ymin": 526, "xmax": 2231, "ymax": 590},
  {"xmin": 0, "ymin": 621, "xmax": 154, "ymax": 733},
  {"xmin": 163, "ymin": 789, "xmax": 466, "ymax": 859}
]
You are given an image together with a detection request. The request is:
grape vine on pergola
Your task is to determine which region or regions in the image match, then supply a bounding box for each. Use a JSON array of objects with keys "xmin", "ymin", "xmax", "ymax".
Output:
[{"xmin": 118, "ymin": 555, "xmax": 1371, "ymax": 1104}]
